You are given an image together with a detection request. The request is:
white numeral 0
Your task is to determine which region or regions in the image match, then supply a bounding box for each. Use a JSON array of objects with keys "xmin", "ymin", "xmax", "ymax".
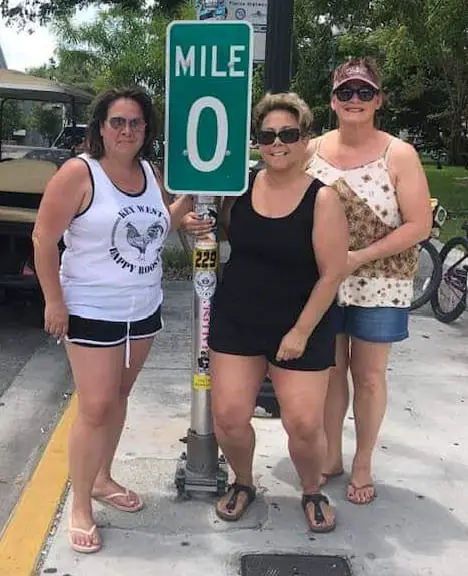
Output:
[{"xmin": 186, "ymin": 96, "xmax": 228, "ymax": 173}]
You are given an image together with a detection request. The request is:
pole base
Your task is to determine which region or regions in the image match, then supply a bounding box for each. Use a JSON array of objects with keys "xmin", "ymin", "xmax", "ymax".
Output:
[{"xmin": 174, "ymin": 431, "xmax": 228, "ymax": 496}]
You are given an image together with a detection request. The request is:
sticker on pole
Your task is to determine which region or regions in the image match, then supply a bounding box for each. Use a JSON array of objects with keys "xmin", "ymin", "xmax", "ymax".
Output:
[
  {"xmin": 193, "ymin": 373, "xmax": 212, "ymax": 391},
  {"xmin": 164, "ymin": 21, "xmax": 253, "ymax": 196},
  {"xmin": 193, "ymin": 246, "xmax": 218, "ymax": 271}
]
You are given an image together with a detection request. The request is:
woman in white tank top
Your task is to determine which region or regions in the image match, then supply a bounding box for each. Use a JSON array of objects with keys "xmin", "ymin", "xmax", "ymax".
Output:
[
  {"xmin": 305, "ymin": 58, "xmax": 432, "ymax": 505},
  {"xmin": 32, "ymin": 88, "xmax": 211, "ymax": 553}
]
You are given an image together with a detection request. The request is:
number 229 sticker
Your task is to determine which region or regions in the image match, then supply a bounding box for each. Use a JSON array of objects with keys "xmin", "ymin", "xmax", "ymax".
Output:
[{"xmin": 193, "ymin": 248, "xmax": 217, "ymax": 271}]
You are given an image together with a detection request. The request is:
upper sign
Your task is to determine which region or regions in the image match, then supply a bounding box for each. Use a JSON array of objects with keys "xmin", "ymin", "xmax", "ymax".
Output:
[
  {"xmin": 195, "ymin": 1, "xmax": 267, "ymax": 63},
  {"xmin": 227, "ymin": 1, "xmax": 267, "ymax": 63},
  {"xmin": 164, "ymin": 21, "xmax": 253, "ymax": 196}
]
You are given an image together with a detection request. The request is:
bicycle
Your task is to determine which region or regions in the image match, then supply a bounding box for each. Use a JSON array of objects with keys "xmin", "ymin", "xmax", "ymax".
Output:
[
  {"xmin": 409, "ymin": 198, "xmax": 446, "ymax": 311},
  {"xmin": 430, "ymin": 220, "xmax": 468, "ymax": 323}
]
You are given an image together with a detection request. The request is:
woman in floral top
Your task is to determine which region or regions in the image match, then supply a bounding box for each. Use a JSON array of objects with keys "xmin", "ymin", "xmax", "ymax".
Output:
[{"xmin": 306, "ymin": 57, "xmax": 432, "ymax": 504}]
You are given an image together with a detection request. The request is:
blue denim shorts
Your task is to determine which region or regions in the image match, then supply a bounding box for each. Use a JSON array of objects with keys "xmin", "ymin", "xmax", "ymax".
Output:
[{"xmin": 336, "ymin": 305, "xmax": 409, "ymax": 343}]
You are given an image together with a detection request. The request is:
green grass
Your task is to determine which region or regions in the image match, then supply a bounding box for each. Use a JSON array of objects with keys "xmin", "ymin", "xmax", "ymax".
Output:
[
  {"xmin": 424, "ymin": 164, "xmax": 468, "ymax": 242},
  {"xmin": 162, "ymin": 246, "xmax": 192, "ymax": 280},
  {"xmin": 249, "ymin": 148, "xmax": 262, "ymax": 161}
]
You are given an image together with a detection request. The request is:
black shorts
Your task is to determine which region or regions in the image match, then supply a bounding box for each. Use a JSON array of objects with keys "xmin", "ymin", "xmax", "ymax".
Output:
[
  {"xmin": 66, "ymin": 306, "xmax": 163, "ymax": 347},
  {"xmin": 208, "ymin": 304, "xmax": 336, "ymax": 372}
]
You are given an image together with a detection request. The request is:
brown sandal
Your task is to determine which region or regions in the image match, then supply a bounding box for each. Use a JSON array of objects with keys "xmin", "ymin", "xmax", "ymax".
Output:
[
  {"xmin": 216, "ymin": 482, "xmax": 256, "ymax": 521},
  {"xmin": 301, "ymin": 493, "xmax": 336, "ymax": 533}
]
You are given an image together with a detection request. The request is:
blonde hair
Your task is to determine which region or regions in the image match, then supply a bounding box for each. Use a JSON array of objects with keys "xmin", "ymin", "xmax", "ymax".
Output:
[{"xmin": 253, "ymin": 92, "xmax": 313, "ymax": 136}]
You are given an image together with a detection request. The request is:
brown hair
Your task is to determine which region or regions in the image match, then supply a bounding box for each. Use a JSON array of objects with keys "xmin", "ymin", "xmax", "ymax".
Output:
[
  {"xmin": 253, "ymin": 92, "xmax": 313, "ymax": 137},
  {"xmin": 85, "ymin": 87, "xmax": 157, "ymax": 159}
]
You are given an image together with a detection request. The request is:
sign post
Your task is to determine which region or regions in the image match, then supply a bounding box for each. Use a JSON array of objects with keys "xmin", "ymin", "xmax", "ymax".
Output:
[{"xmin": 165, "ymin": 21, "xmax": 253, "ymax": 496}]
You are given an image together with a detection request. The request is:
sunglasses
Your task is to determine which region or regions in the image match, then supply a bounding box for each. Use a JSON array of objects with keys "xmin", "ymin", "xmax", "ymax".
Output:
[
  {"xmin": 334, "ymin": 86, "xmax": 379, "ymax": 102},
  {"xmin": 257, "ymin": 128, "xmax": 302, "ymax": 146},
  {"xmin": 107, "ymin": 116, "xmax": 146, "ymax": 132}
]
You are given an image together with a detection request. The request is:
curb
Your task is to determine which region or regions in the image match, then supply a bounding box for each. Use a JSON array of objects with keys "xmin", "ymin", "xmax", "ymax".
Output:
[{"xmin": 0, "ymin": 395, "xmax": 76, "ymax": 575}]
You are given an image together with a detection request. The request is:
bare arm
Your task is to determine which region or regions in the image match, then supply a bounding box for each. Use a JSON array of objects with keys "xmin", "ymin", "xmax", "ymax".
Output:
[
  {"xmin": 152, "ymin": 165, "xmax": 213, "ymax": 236},
  {"xmin": 295, "ymin": 186, "xmax": 349, "ymax": 337},
  {"xmin": 352, "ymin": 140, "xmax": 432, "ymax": 268},
  {"xmin": 168, "ymin": 194, "xmax": 194, "ymax": 230},
  {"xmin": 32, "ymin": 159, "xmax": 90, "ymax": 306},
  {"xmin": 151, "ymin": 164, "xmax": 194, "ymax": 230},
  {"xmin": 303, "ymin": 137, "xmax": 320, "ymax": 171},
  {"xmin": 218, "ymin": 196, "xmax": 237, "ymax": 242}
]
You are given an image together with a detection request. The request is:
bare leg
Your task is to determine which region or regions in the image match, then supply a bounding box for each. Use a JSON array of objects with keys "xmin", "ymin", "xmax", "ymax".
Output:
[
  {"xmin": 322, "ymin": 335, "xmax": 350, "ymax": 483},
  {"xmin": 93, "ymin": 338, "xmax": 154, "ymax": 508},
  {"xmin": 210, "ymin": 351, "xmax": 266, "ymax": 518},
  {"xmin": 270, "ymin": 364, "xmax": 335, "ymax": 531},
  {"xmin": 66, "ymin": 343, "xmax": 125, "ymax": 550},
  {"xmin": 348, "ymin": 337, "xmax": 391, "ymax": 504}
]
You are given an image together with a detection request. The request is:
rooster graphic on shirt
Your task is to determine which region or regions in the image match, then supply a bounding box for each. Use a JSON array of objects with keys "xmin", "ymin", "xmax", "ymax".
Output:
[
  {"xmin": 125, "ymin": 221, "xmax": 165, "ymax": 261},
  {"xmin": 110, "ymin": 205, "xmax": 169, "ymax": 274}
]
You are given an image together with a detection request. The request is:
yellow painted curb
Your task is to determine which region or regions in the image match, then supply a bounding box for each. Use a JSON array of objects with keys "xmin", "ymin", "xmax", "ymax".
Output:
[{"xmin": 0, "ymin": 394, "xmax": 77, "ymax": 576}]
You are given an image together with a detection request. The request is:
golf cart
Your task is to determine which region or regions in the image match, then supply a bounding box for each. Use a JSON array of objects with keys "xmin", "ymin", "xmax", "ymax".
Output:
[{"xmin": 0, "ymin": 69, "xmax": 92, "ymax": 300}]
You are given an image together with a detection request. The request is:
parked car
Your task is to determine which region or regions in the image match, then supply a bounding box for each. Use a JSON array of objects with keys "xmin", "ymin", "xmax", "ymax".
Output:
[
  {"xmin": 0, "ymin": 69, "xmax": 92, "ymax": 299},
  {"xmin": 53, "ymin": 124, "xmax": 87, "ymax": 150}
]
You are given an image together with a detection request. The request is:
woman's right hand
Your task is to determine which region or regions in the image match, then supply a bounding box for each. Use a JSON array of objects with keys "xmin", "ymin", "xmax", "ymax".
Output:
[
  {"xmin": 44, "ymin": 300, "xmax": 69, "ymax": 342},
  {"xmin": 180, "ymin": 212, "xmax": 215, "ymax": 238}
]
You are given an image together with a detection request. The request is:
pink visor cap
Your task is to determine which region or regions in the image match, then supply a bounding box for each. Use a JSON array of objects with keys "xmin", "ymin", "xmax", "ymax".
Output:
[{"xmin": 332, "ymin": 64, "xmax": 380, "ymax": 91}]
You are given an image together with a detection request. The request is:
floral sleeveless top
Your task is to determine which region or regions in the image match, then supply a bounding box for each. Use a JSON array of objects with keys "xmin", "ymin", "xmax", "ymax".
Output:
[{"xmin": 307, "ymin": 138, "xmax": 418, "ymax": 308}]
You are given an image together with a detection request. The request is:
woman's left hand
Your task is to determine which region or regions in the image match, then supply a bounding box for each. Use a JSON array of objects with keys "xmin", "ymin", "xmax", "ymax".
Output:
[
  {"xmin": 276, "ymin": 326, "xmax": 309, "ymax": 362},
  {"xmin": 181, "ymin": 212, "xmax": 215, "ymax": 238},
  {"xmin": 346, "ymin": 250, "xmax": 366, "ymax": 276}
]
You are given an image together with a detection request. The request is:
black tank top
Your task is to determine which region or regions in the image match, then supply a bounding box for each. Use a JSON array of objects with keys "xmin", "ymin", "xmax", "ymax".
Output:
[{"xmin": 215, "ymin": 173, "xmax": 337, "ymax": 332}]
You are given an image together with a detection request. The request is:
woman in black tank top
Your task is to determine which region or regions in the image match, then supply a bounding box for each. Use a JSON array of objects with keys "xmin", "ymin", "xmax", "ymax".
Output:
[{"xmin": 208, "ymin": 93, "xmax": 348, "ymax": 533}]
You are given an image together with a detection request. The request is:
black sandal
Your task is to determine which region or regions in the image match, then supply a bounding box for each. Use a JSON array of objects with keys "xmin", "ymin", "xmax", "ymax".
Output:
[
  {"xmin": 301, "ymin": 493, "xmax": 336, "ymax": 533},
  {"xmin": 216, "ymin": 482, "xmax": 256, "ymax": 521}
]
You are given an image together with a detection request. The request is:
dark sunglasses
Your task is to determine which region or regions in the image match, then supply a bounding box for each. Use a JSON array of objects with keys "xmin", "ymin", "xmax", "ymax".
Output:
[
  {"xmin": 107, "ymin": 116, "xmax": 146, "ymax": 132},
  {"xmin": 257, "ymin": 128, "xmax": 302, "ymax": 146},
  {"xmin": 333, "ymin": 86, "xmax": 379, "ymax": 102}
]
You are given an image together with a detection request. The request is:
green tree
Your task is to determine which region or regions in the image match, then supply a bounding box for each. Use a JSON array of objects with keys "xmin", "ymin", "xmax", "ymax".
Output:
[
  {"xmin": 291, "ymin": 4, "xmax": 337, "ymax": 133},
  {"xmin": 43, "ymin": 3, "xmax": 194, "ymax": 132},
  {"xmin": 1, "ymin": 0, "xmax": 188, "ymax": 26},
  {"xmin": 26, "ymin": 58, "xmax": 94, "ymax": 124},
  {"xmin": 28, "ymin": 103, "xmax": 63, "ymax": 145},
  {"xmin": 1, "ymin": 100, "xmax": 24, "ymax": 140},
  {"xmin": 292, "ymin": 0, "xmax": 468, "ymax": 163},
  {"xmin": 382, "ymin": 1, "xmax": 468, "ymax": 164},
  {"xmin": 28, "ymin": 54, "xmax": 97, "ymax": 96}
]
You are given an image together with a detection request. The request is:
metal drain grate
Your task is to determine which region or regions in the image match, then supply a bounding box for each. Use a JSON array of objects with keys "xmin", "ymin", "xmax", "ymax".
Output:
[{"xmin": 241, "ymin": 554, "xmax": 353, "ymax": 576}]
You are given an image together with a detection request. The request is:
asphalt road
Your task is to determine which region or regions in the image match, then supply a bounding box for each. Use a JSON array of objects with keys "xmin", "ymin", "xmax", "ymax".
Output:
[
  {"xmin": 0, "ymin": 293, "xmax": 72, "ymax": 532},
  {"xmin": 0, "ymin": 295, "xmax": 46, "ymax": 398}
]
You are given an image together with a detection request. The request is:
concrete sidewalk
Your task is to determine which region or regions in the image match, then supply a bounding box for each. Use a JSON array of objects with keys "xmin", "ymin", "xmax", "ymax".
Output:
[{"xmin": 38, "ymin": 282, "xmax": 468, "ymax": 575}]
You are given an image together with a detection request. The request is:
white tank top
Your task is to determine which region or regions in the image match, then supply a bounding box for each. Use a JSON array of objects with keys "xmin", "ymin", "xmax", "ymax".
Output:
[{"xmin": 60, "ymin": 154, "xmax": 170, "ymax": 322}]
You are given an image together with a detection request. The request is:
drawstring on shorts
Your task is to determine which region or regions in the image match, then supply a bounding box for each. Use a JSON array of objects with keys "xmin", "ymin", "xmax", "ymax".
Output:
[
  {"xmin": 125, "ymin": 295, "xmax": 136, "ymax": 369},
  {"xmin": 125, "ymin": 321, "xmax": 131, "ymax": 369}
]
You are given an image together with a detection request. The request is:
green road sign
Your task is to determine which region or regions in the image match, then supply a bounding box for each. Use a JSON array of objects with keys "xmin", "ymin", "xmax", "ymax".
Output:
[{"xmin": 164, "ymin": 21, "xmax": 253, "ymax": 196}]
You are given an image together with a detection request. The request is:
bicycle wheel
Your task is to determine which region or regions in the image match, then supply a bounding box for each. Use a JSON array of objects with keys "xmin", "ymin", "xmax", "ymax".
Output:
[
  {"xmin": 410, "ymin": 240, "xmax": 442, "ymax": 311},
  {"xmin": 430, "ymin": 236, "xmax": 468, "ymax": 323}
]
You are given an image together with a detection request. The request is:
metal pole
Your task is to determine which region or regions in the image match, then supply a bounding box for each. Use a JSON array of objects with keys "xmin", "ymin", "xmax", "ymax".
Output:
[
  {"xmin": 264, "ymin": 0, "xmax": 294, "ymax": 93},
  {"xmin": 70, "ymin": 98, "xmax": 77, "ymax": 156},
  {"xmin": 328, "ymin": 26, "xmax": 342, "ymax": 131},
  {"xmin": 175, "ymin": 195, "xmax": 228, "ymax": 496},
  {"xmin": 0, "ymin": 99, "xmax": 5, "ymax": 162},
  {"xmin": 173, "ymin": 0, "xmax": 249, "ymax": 496}
]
